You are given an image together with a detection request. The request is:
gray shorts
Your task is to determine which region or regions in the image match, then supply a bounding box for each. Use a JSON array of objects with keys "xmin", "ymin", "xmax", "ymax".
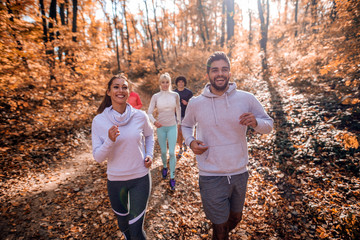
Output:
[{"xmin": 199, "ymin": 171, "xmax": 249, "ymax": 224}]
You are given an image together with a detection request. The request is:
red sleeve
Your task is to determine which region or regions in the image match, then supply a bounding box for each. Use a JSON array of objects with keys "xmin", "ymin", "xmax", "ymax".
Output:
[{"xmin": 133, "ymin": 92, "xmax": 143, "ymax": 109}]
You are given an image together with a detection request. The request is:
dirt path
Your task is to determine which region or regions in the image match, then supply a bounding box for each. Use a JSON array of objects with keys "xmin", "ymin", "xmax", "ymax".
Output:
[
  {"xmin": 0, "ymin": 77, "xmax": 296, "ymax": 240},
  {"xmin": 1, "ymin": 76, "xmax": 358, "ymax": 239}
]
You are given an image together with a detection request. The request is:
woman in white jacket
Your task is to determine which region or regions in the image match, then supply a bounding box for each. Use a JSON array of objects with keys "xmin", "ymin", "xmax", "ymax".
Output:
[
  {"xmin": 92, "ymin": 74, "xmax": 154, "ymax": 239},
  {"xmin": 147, "ymin": 73, "xmax": 181, "ymax": 190}
]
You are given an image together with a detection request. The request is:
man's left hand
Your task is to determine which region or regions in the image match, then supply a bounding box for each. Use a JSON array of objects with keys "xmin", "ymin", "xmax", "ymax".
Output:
[{"xmin": 239, "ymin": 113, "xmax": 258, "ymax": 128}]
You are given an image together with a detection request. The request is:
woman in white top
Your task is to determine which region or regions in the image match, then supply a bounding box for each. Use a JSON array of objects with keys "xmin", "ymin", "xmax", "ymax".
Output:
[
  {"xmin": 92, "ymin": 74, "xmax": 154, "ymax": 239},
  {"xmin": 147, "ymin": 73, "xmax": 181, "ymax": 190}
]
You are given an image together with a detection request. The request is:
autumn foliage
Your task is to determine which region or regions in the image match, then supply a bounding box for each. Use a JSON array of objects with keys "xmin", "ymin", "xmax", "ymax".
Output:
[{"xmin": 1, "ymin": 0, "xmax": 359, "ymax": 239}]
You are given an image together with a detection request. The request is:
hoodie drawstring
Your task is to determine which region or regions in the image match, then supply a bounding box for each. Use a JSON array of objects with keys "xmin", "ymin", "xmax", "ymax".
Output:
[
  {"xmin": 211, "ymin": 97, "xmax": 218, "ymax": 126},
  {"xmin": 225, "ymin": 93, "xmax": 230, "ymax": 108},
  {"xmin": 227, "ymin": 175, "xmax": 231, "ymax": 184}
]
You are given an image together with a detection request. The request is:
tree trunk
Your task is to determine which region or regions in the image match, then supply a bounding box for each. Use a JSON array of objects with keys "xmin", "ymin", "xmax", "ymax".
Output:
[
  {"xmin": 248, "ymin": 9, "xmax": 253, "ymax": 45},
  {"xmin": 294, "ymin": 0, "xmax": 299, "ymax": 37},
  {"xmin": 257, "ymin": 0, "xmax": 269, "ymax": 71},
  {"xmin": 330, "ymin": 0, "xmax": 337, "ymax": 22},
  {"xmin": 39, "ymin": 0, "xmax": 48, "ymax": 44},
  {"xmin": 198, "ymin": 0, "xmax": 209, "ymax": 48},
  {"xmin": 119, "ymin": 24, "xmax": 126, "ymax": 58},
  {"xmin": 184, "ymin": 8, "xmax": 188, "ymax": 46},
  {"xmin": 173, "ymin": 0, "xmax": 177, "ymax": 58},
  {"xmin": 130, "ymin": 15, "xmax": 143, "ymax": 46},
  {"xmin": 6, "ymin": 0, "xmax": 32, "ymax": 76},
  {"xmin": 68, "ymin": 0, "xmax": 77, "ymax": 73},
  {"xmin": 311, "ymin": 0, "xmax": 318, "ymax": 32},
  {"xmin": 284, "ymin": 0, "xmax": 288, "ymax": 25},
  {"xmin": 72, "ymin": 0, "xmax": 77, "ymax": 42},
  {"xmin": 220, "ymin": 0, "xmax": 225, "ymax": 47},
  {"xmin": 151, "ymin": 0, "xmax": 164, "ymax": 62},
  {"xmin": 214, "ymin": 0, "xmax": 218, "ymax": 45},
  {"xmin": 143, "ymin": 0, "xmax": 158, "ymax": 71},
  {"xmin": 47, "ymin": 0, "xmax": 57, "ymax": 84},
  {"xmin": 225, "ymin": 0, "xmax": 234, "ymax": 41},
  {"xmin": 122, "ymin": 1, "xmax": 132, "ymax": 65},
  {"xmin": 99, "ymin": 0, "xmax": 115, "ymax": 49},
  {"xmin": 112, "ymin": 0, "xmax": 121, "ymax": 73},
  {"xmin": 58, "ymin": 0, "xmax": 68, "ymax": 62}
]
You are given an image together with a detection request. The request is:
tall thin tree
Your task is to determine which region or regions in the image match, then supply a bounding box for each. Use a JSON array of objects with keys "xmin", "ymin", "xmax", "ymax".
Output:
[{"xmin": 257, "ymin": 0, "xmax": 270, "ymax": 71}]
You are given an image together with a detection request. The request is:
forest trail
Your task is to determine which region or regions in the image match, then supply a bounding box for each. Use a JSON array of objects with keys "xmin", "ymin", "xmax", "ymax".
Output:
[{"xmin": 1, "ymin": 76, "xmax": 359, "ymax": 240}]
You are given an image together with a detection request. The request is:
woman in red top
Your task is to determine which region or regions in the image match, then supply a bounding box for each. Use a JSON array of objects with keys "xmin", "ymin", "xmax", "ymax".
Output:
[{"xmin": 127, "ymin": 81, "xmax": 143, "ymax": 109}]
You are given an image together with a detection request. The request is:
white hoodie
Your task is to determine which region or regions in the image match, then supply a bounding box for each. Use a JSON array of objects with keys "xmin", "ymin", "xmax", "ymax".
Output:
[
  {"xmin": 92, "ymin": 104, "xmax": 154, "ymax": 181},
  {"xmin": 181, "ymin": 83, "xmax": 273, "ymax": 176}
]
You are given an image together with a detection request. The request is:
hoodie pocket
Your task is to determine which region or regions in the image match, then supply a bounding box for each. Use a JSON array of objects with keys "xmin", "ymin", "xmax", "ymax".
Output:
[{"xmin": 198, "ymin": 143, "xmax": 248, "ymax": 174}]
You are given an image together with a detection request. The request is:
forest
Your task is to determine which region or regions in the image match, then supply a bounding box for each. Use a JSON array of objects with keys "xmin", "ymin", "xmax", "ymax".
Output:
[{"xmin": 0, "ymin": 0, "xmax": 359, "ymax": 239}]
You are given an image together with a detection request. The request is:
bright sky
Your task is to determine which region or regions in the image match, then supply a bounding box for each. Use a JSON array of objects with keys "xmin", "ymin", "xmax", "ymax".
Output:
[
  {"xmin": 96, "ymin": 0, "xmax": 260, "ymax": 22},
  {"xmin": 96, "ymin": 0, "xmax": 280, "ymax": 31}
]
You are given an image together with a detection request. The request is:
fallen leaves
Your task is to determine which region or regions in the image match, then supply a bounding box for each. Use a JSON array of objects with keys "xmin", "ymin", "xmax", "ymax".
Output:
[{"xmin": 1, "ymin": 74, "xmax": 359, "ymax": 239}]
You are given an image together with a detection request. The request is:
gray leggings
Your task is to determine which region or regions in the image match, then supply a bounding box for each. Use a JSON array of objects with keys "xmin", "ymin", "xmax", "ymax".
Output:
[{"xmin": 107, "ymin": 174, "xmax": 151, "ymax": 240}]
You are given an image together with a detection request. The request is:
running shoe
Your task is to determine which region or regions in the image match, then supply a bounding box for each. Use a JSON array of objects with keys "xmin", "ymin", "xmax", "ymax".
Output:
[
  {"xmin": 162, "ymin": 168, "xmax": 168, "ymax": 179},
  {"xmin": 170, "ymin": 179, "xmax": 176, "ymax": 190}
]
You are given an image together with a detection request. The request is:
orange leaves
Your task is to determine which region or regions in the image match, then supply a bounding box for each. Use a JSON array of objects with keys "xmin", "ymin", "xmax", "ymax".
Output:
[
  {"xmin": 336, "ymin": 132, "xmax": 359, "ymax": 150},
  {"xmin": 341, "ymin": 96, "xmax": 360, "ymax": 105},
  {"xmin": 316, "ymin": 226, "xmax": 329, "ymax": 238}
]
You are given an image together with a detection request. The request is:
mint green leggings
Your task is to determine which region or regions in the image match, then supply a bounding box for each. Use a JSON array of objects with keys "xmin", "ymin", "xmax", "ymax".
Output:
[{"xmin": 157, "ymin": 125, "xmax": 177, "ymax": 179}]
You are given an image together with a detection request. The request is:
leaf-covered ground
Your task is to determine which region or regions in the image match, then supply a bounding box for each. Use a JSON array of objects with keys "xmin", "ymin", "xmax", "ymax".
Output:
[{"xmin": 1, "ymin": 76, "xmax": 359, "ymax": 239}]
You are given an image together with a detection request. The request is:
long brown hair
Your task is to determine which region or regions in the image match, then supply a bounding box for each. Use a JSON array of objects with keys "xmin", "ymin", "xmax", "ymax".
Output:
[{"xmin": 97, "ymin": 74, "xmax": 128, "ymax": 114}]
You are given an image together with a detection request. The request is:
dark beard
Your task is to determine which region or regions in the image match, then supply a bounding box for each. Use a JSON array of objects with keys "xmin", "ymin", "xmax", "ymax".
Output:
[{"xmin": 210, "ymin": 77, "xmax": 229, "ymax": 91}]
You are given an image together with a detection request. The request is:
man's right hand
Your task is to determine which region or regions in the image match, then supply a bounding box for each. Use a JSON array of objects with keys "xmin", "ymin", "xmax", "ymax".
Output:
[{"xmin": 190, "ymin": 140, "xmax": 208, "ymax": 155}]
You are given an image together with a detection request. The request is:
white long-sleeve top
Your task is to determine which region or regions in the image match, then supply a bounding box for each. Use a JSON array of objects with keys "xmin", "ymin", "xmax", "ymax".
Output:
[
  {"xmin": 147, "ymin": 90, "xmax": 181, "ymax": 126},
  {"xmin": 92, "ymin": 104, "xmax": 154, "ymax": 181}
]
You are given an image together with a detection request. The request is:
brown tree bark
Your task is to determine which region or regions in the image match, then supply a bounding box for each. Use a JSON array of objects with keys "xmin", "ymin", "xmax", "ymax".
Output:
[
  {"xmin": 143, "ymin": 0, "xmax": 158, "ymax": 71},
  {"xmin": 45, "ymin": 0, "xmax": 57, "ymax": 84},
  {"xmin": 68, "ymin": 0, "xmax": 78, "ymax": 73},
  {"xmin": 58, "ymin": 0, "xmax": 68, "ymax": 62},
  {"xmin": 72, "ymin": 0, "xmax": 77, "ymax": 42},
  {"xmin": 151, "ymin": 0, "xmax": 165, "ymax": 62},
  {"xmin": 220, "ymin": 0, "xmax": 225, "ymax": 47},
  {"xmin": 99, "ymin": 0, "xmax": 115, "ymax": 49},
  {"xmin": 225, "ymin": 0, "xmax": 234, "ymax": 41},
  {"xmin": 122, "ymin": 1, "xmax": 132, "ymax": 65},
  {"xmin": 5, "ymin": 0, "xmax": 32, "ymax": 78},
  {"xmin": 257, "ymin": 0, "xmax": 269, "ymax": 71},
  {"xmin": 248, "ymin": 9, "xmax": 253, "ymax": 46},
  {"xmin": 198, "ymin": 0, "xmax": 210, "ymax": 48},
  {"xmin": 112, "ymin": 0, "xmax": 121, "ymax": 73},
  {"xmin": 294, "ymin": 0, "xmax": 299, "ymax": 37}
]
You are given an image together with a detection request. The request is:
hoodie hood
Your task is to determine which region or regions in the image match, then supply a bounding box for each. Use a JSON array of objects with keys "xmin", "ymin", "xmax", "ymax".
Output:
[
  {"xmin": 105, "ymin": 104, "xmax": 136, "ymax": 126},
  {"xmin": 201, "ymin": 82, "xmax": 237, "ymax": 125},
  {"xmin": 201, "ymin": 82, "xmax": 237, "ymax": 98}
]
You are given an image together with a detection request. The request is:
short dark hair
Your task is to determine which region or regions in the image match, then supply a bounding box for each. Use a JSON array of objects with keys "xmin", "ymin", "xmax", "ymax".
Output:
[
  {"xmin": 175, "ymin": 76, "xmax": 187, "ymax": 86},
  {"xmin": 206, "ymin": 51, "xmax": 230, "ymax": 74}
]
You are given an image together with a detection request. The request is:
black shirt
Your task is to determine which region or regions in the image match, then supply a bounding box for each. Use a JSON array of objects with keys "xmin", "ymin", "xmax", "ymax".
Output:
[{"xmin": 174, "ymin": 88, "xmax": 193, "ymax": 118}]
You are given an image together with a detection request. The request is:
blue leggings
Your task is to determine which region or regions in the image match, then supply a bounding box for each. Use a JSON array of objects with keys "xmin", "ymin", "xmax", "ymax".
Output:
[
  {"xmin": 157, "ymin": 125, "xmax": 177, "ymax": 179},
  {"xmin": 107, "ymin": 174, "xmax": 151, "ymax": 240}
]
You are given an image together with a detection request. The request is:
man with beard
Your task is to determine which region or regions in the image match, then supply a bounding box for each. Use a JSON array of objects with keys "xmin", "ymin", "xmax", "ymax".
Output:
[{"xmin": 181, "ymin": 51, "xmax": 273, "ymax": 239}]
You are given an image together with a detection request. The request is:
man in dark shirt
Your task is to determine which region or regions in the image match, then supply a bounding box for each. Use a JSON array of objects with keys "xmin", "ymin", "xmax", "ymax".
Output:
[{"xmin": 174, "ymin": 76, "xmax": 193, "ymax": 158}]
